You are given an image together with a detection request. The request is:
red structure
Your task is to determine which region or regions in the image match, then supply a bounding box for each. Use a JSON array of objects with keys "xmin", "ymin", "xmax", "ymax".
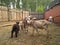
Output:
[{"xmin": 44, "ymin": 0, "xmax": 60, "ymax": 23}]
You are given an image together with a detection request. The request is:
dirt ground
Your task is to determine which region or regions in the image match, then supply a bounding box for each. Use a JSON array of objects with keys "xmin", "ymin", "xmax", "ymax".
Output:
[{"xmin": 0, "ymin": 22, "xmax": 60, "ymax": 45}]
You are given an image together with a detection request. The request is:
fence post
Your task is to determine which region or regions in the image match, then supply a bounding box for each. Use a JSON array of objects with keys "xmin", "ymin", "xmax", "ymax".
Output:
[
  {"xmin": 7, "ymin": 6, "xmax": 10, "ymax": 21},
  {"xmin": 1, "ymin": 6, "xmax": 3, "ymax": 21},
  {"xmin": 22, "ymin": 10, "xmax": 23, "ymax": 20},
  {"xmin": 8, "ymin": 8, "xmax": 9, "ymax": 21}
]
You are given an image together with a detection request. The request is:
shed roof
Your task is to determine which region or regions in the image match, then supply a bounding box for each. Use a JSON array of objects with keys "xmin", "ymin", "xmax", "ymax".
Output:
[{"xmin": 45, "ymin": 0, "xmax": 60, "ymax": 11}]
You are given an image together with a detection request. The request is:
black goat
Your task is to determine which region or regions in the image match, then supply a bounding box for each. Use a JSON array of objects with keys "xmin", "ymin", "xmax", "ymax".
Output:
[{"xmin": 11, "ymin": 22, "xmax": 20, "ymax": 38}]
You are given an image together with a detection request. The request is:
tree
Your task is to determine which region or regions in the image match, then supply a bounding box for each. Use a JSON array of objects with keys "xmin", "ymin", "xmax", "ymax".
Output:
[
  {"xmin": 0, "ymin": 0, "xmax": 52, "ymax": 11},
  {"xmin": 36, "ymin": 6, "xmax": 44, "ymax": 12}
]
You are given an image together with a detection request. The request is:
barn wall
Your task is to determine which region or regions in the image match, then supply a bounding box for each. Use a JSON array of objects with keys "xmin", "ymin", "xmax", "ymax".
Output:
[{"xmin": 45, "ymin": 5, "xmax": 60, "ymax": 23}]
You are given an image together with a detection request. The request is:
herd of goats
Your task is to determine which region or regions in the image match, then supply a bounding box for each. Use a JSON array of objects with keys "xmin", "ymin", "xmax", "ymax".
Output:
[
  {"xmin": 11, "ymin": 16, "xmax": 52, "ymax": 38},
  {"xmin": 20, "ymin": 16, "xmax": 52, "ymax": 36}
]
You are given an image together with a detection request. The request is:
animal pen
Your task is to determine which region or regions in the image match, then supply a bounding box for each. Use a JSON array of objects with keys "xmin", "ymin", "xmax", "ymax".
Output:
[{"xmin": 0, "ymin": 6, "xmax": 29, "ymax": 22}]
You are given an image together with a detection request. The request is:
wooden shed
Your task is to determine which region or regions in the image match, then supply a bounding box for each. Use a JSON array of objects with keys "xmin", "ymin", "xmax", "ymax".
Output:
[{"xmin": 44, "ymin": 0, "xmax": 60, "ymax": 23}]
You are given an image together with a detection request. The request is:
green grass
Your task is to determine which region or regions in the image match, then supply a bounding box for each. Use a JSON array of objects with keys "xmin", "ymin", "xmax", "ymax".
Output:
[{"xmin": 0, "ymin": 23, "xmax": 60, "ymax": 45}]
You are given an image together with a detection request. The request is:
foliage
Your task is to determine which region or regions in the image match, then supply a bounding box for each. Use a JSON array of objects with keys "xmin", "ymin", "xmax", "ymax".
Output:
[
  {"xmin": 0, "ymin": 0, "xmax": 52, "ymax": 11},
  {"xmin": 36, "ymin": 6, "xmax": 44, "ymax": 12}
]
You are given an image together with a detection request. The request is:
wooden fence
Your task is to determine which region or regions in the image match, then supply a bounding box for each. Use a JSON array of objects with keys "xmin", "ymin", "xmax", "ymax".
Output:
[{"xmin": 0, "ymin": 6, "xmax": 29, "ymax": 21}]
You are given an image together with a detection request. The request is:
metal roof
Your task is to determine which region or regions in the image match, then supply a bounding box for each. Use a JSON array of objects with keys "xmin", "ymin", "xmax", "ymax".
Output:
[{"xmin": 45, "ymin": 0, "xmax": 60, "ymax": 11}]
